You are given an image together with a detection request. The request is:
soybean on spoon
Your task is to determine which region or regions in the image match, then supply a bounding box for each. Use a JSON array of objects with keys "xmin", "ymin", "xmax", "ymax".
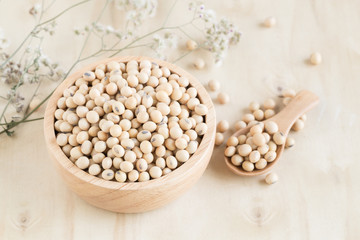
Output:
[{"xmin": 224, "ymin": 90, "xmax": 319, "ymax": 176}]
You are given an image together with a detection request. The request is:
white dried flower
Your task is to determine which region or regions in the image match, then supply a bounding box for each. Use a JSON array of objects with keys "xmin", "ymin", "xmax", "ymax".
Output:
[
  {"xmin": 73, "ymin": 1, "xmax": 158, "ymax": 43},
  {"xmin": 73, "ymin": 28, "xmax": 82, "ymax": 35},
  {"xmin": 56, "ymin": 68, "xmax": 66, "ymax": 79},
  {"xmin": 33, "ymin": 21, "xmax": 57, "ymax": 37},
  {"xmin": 150, "ymin": 32, "xmax": 178, "ymax": 59},
  {"xmin": 105, "ymin": 25, "xmax": 115, "ymax": 34},
  {"xmin": 75, "ymin": 22, "xmax": 124, "ymax": 41},
  {"xmin": 189, "ymin": 1, "xmax": 241, "ymax": 63},
  {"xmin": 150, "ymin": 34, "xmax": 165, "ymax": 54},
  {"xmin": 115, "ymin": 0, "xmax": 158, "ymax": 28},
  {"xmin": 164, "ymin": 32, "xmax": 178, "ymax": 49},
  {"xmin": 29, "ymin": 3, "xmax": 42, "ymax": 16},
  {"xmin": 6, "ymin": 90, "xmax": 25, "ymax": 113},
  {"xmin": 40, "ymin": 55, "xmax": 51, "ymax": 67},
  {"xmin": 92, "ymin": 22, "xmax": 105, "ymax": 33}
]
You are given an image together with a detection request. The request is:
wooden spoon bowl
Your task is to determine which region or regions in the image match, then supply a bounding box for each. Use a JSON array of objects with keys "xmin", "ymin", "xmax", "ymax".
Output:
[
  {"xmin": 225, "ymin": 90, "xmax": 319, "ymax": 176},
  {"xmin": 44, "ymin": 56, "xmax": 216, "ymax": 213}
]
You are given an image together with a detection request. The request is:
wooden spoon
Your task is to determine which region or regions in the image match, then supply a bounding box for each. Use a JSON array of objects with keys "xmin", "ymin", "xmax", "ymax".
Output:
[{"xmin": 224, "ymin": 90, "xmax": 319, "ymax": 176}]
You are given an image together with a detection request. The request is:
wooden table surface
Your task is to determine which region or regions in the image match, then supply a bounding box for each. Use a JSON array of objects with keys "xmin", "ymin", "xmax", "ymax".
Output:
[{"xmin": 1, "ymin": 0, "xmax": 359, "ymax": 239}]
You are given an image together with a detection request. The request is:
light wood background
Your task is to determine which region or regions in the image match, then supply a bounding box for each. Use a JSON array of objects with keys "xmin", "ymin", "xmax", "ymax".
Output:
[{"xmin": 1, "ymin": 0, "xmax": 359, "ymax": 239}]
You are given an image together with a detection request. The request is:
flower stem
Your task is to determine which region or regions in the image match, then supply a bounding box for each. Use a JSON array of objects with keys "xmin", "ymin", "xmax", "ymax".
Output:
[
  {"xmin": 0, "ymin": 100, "xmax": 11, "ymax": 126},
  {"xmin": 0, "ymin": 0, "xmax": 110, "ymax": 137},
  {"xmin": 44, "ymin": 0, "xmax": 57, "ymax": 12},
  {"xmin": 0, "ymin": 33, "xmax": 32, "ymax": 69},
  {"xmin": 38, "ymin": 0, "xmax": 92, "ymax": 27},
  {"xmin": 109, "ymin": 27, "xmax": 165, "ymax": 57},
  {"xmin": 162, "ymin": 0, "xmax": 178, "ymax": 27},
  {"xmin": 109, "ymin": 20, "xmax": 194, "ymax": 58},
  {"xmin": 172, "ymin": 49, "xmax": 195, "ymax": 63},
  {"xmin": 0, "ymin": 0, "xmax": 92, "ymax": 69},
  {"xmin": 38, "ymin": 0, "xmax": 46, "ymax": 23},
  {"xmin": 0, "ymin": 117, "xmax": 44, "ymax": 126},
  {"xmin": 76, "ymin": 0, "xmax": 109, "ymax": 61},
  {"xmin": 0, "ymin": 56, "xmax": 37, "ymax": 124},
  {"xmin": 102, "ymin": 43, "xmax": 151, "ymax": 52},
  {"xmin": 0, "ymin": 89, "xmax": 54, "ymax": 136},
  {"xmin": 24, "ymin": 79, "xmax": 42, "ymax": 115}
]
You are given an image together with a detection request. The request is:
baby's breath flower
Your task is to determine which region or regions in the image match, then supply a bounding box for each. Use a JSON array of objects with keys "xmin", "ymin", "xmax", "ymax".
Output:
[
  {"xmin": 150, "ymin": 32, "xmax": 178, "ymax": 59},
  {"xmin": 92, "ymin": 22, "xmax": 105, "ymax": 33},
  {"xmin": 75, "ymin": 22, "xmax": 125, "ymax": 41},
  {"xmin": 73, "ymin": 0, "xmax": 159, "ymax": 48},
  {"xmin": 0, "ymin": 60, "xmax": 23, "ymax": 84},
  {"xmin": 150, "ymin": 34, "xmax": 165, "ymax": 54},
  {"xmin": 6, "ymin": 90, "xmax": 25, "ymax": 113},
  {"xmin": 189, "ymin": 1, "xmax": 241, "ymax": 64},
  {"xmin": 115, "ymin": 0, "xmax": 158, "ymax": 28},
  {"xmin": 105, "ymin": 25, "xmax": 115, "ymax": 34},
  {"xmin": 32, "ymin": 21, "xmax": 57, "ymax": 37},
  {"xmin": 29, "ymin": 3, "xmax": 42, "ymax": 16},
  {"xmin": 164, "ymin": 32, "xmax": 178, "ymax": 49},
  {"xmin": 74, "ymin": 28, "xmax": 82, "ymax": 35},
  {"xmin": 56, "ymin": 68, "xmax": 66, "ymax": 79}
]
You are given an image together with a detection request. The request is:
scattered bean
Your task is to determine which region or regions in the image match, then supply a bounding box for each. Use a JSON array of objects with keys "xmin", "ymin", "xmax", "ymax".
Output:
[
  {"xmin": 215, "ymin": 132, "xmax": 224, "ymax": 146},
  {"xmin": 265, "ymin": 172, "xmax": 278, "ymax": 184},
  {"xmin": 217, "ymin": 92, "xmax": 229, "ymax": 104},
  {"xmin": 264, "ymin": 16, "xmax": 276, "ymax": 28},
  {"xmin": 194, "ymin": 58, "xmax": 205, "ymax": 70},
  {"xmin": 292, "ymin": 119, "xmax": 305, "ymax": 131},
  {"xmin": 186, "ymin": 40, "xmax": 198, "ymax": 51},
  {"xmin": 310, "ymin": 52, "xmax": 322, "ymax": 65},
  {"xmin": 285, "ymin": 137, "xmax": 295, "ymax": 148},
  {"xmin": 217, "ymin": 120, "xmax": 229, "ymax": 133},
  {"xmin": 208, "ymin": 80, "xmax": 220, "ymax": 92}
]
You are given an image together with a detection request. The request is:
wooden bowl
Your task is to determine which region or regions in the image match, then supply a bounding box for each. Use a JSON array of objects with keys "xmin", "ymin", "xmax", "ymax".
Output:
[{"xmin": 44, "ymin": 56, "xmax": 216, "ymax": 213}]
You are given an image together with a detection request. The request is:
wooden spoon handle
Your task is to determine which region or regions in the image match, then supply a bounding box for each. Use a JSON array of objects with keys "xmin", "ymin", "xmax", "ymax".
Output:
[{"xmin": 271, "ymin": 90, "xmax": 319, "ymax": 133}]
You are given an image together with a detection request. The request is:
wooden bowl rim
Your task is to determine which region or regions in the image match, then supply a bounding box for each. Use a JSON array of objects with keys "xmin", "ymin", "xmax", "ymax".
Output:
[{"xmin": 44, "ymin": 56, "xmax": 216, "ymax": 190}]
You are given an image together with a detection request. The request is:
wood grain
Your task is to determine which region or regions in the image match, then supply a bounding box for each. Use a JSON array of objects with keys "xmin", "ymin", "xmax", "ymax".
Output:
[{"xmin": 0, "ymin": 0, "xmax": 360, "ymax": 239}]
